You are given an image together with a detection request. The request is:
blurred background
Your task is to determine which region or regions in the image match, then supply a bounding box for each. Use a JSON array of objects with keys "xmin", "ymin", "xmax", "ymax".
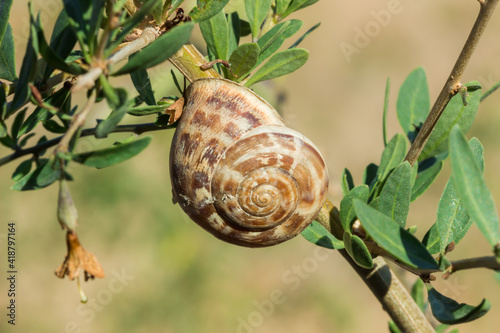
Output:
[{"xmin": 2, "ymin": 0, "xmax": 500, "ymax": 332}]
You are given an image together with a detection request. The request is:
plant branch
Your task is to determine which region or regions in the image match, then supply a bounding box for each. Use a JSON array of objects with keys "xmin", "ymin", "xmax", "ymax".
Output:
[
  {"xmin": 0, "ymin": 122, "xmax": 174, "ymax": 167},
  {"xmin": 405, "ymin": 0, "xmax": 499, "ymax": 166},
  {"xmin": 444, "ymin": 255, "xmax": 500, "ymax": 278},
  {"xmin": 168, "ymin": 43, "xmax": 221, "ymax": 83},
  {"xmin": 340, "ymin": 251, "xmax": 436, "ymax": 333},
  {"xmin": 73, "ymin": 27, "xmax": 159, "ymax": 92}
]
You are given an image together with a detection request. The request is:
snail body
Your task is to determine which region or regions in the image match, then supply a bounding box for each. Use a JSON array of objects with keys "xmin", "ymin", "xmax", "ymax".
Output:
[{"xmin": 169, "ymin": 78, "xmax": 328, "ymax": 247}]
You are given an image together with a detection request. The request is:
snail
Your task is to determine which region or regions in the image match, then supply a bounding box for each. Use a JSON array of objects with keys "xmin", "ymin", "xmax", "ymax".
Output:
[{"xmin": 169, "ymin": 78, "xmax": 328, "ymax": 247}]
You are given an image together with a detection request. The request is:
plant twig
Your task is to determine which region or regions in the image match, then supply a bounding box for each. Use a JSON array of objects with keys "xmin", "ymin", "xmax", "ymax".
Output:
[
  {"xmin": 340, "ymin": 251, "xmax": 436, "ymax": 333},
  {"xmin": 0, "ymin": 122, "xmax": 174, "ymax": 167},
  {"xmin": 405, "ymin": 0, "xmax": 499, "ymax": 166},
  {"xmin": 444, "ymin": 255, "xmax": 500, "ymax": 278},
  {"xmin": 73, "ymin": 27, "xmax": 159, "ymax": 92}
]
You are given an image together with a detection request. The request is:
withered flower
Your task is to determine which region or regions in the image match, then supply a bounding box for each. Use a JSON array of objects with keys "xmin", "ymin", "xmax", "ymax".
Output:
[{"xmin": 55, "ymin": 231, "xmax": 105, "ymax": 281}]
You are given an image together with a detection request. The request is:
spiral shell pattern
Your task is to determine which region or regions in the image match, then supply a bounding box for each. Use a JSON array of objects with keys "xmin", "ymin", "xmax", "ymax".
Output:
[{"xmin": 169, "ymin": 78, "xmax": 328, "ymax": 247}]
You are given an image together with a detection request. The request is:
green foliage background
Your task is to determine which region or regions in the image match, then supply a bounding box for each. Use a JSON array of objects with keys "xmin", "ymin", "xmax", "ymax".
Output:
[{"xmin": 2, "ymin": 0, "xmax": 500, "ymax": 332}]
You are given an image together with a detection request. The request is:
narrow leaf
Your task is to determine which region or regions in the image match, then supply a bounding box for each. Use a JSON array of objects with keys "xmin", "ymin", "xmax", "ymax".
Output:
[
  {"xmin": 113, "ymin": 22, "xmax": 194, "ymax": 75},
  {"xmin": 199, "ymin": 10, "xmax": 228, "ymax": 61},
  {"xmin": 428, "ymin": 287, "xmax": 490, "ymax": 324},
  {"xmin": 0, "ymin": 0, "xmax": 12, "ymax": 46},
  {"xmin": 244, "ymin": 48, "xmax": 308, "ymax": 87},
  {"xmin": 227, "ymin": 11, "xmax": 240, "ymax": 55},
  {"xmin": 362, "ymin": 163, "xmax": 378, "ymax": 188},
  {"xmin": 411, "ymin": 160, "xmax": 443, "ymax": 202},
  {"xmin": 245, "ymin": 0, "xmax": 272, "ymax": 39},
  {"xmin": 354, "ymin": 200, "xmax": 439, "ymax": 270},
  {"xmin": 301, "ymin": 221, "xmax": 344, "ymax": 250},
  {"xmin": 11, "ymin": 158, "xmax": 61, "ymax": 191},
  {"xmin": 72, "ymin": 136, "xmax": 152, "ymax": 168},
  {"xmin": 422, "ymin": 223, "xmax": 441, "ymax": 255},
  {"xmin": 383, "ymin": 77, "xmax": 390, "ymax": 146},
  {"xmin": 96, "ymin": 87, "xmax": 129, "ymax": 138},
  {"xmin": 256, "ymin": 19, "xmax": 302, "ymax": 66},
  {"xmin": 377, "ymin": 133, "xmax": 408, "ymax": 182},
  {"xmin": 8, "ymin": 22, "xmax": 38, "ymax": 116},
  {"xmin": 340, "ymin": 185, "xmax": 369, "ymax": 231},
  {"xmin": 190, "ymin": 0, "xmax": 230, "ymax": 22},
  {"xmin": 0, "ymin": 23, "xmax": 16, "ymax": 81},
  {"xmin": 435, "ymin": 138, "xmax": 483, "ymax": 254},
  {"xmin": 343, "ymin": 231, "xmax": 373, "ymax": 269},
  {"xmin": 396, "ymin": 67, "xmax": 429, "ymax": 141},
  {"xmin": 228, "ymin": 43, "xmax": 260, "ymax": 80},
  {"xmin": 43, "ymin": 9, "xmax": 78, "ymax": 80},
  {"xmin": 449, "ymin": 126, "xmax": 500, "ymax": 248},
  {"xmin": 282, "ymin": 0, "xmax": 319, "ymax": 18},
  {"xmin": 288, "ymin": 22, "xmax": 320, "ymax": 49},
  {"xmin": 11, "ymin": 159, "xmax": 32, "ymax": 182},
  {"xmin": 340, "ymin": 168, "xmax": 354, "ymax": 196},
  {"xmin": 130, "ymin": 67, "xmax": 156, "ymax": 106},
  {"xmin": 379, "ymin": 161, "xmax": 412, "ymax": 226},
  {"xmin": 419, "ymin": 82, "xmax": 481, "ymax": 161}
]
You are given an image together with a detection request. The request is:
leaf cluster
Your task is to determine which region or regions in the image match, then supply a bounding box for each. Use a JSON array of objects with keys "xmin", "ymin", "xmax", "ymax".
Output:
[{"xmin": 303, "ymin": 67, "xmax": 500, "ymax": 326}]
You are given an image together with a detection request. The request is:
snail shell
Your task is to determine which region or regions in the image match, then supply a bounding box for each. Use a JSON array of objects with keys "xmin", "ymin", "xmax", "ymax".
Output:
[{"xmin": 169, "ymin": 78, "xmax": 328, "ymax": 247}]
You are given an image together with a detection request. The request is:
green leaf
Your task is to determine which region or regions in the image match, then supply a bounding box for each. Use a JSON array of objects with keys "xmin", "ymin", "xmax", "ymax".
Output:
[
  {"xmin": 130, "ymin": 67, "xmax": 156, "ymax": 106},
  {"xmin": 11, "ymin": 108, "xmax": 26, "ymax": 140},
  {"xmin": 301, "ymin": 221, "xmax": 344, "ymax": 250},
  {"xmin": 340, "ymin": 185, "xmax": 369, "ymax": 232},
  {"xmin": 449, "ymin": 126, "xmax": 500, "ymax": 248},
  {"xmin": 379, "ymin": 161, "xmax": 412, "ymax": 227},
  {"xmin": 190, "ymin": 0, "xmax": 230, "ymax": 22},
  {"xmin": 113, "ymin": 22, "xmax": 194, "ymax": 75},
  {"xmin": 244, "ymin": 48, "xmax": 308, "ymax": 87},
  {"xmin": 43, "ymin": 119, "xmax": 66, "ymax": 133},
  {"xmin": 428, "ymin": 287, "xmax": 490, "ymax": 324},
  {"xmin": 419, "ymin": 82, "xmax": 481, "ymax": 161},
  {"xmin": 11, "ymin": 159, "xmax": 32, "ymax": 182},
  {"xmin": 411, "ymin": 279, "xmax": 426, "ymax": 311},
  {"xmin": 11, "ymin": 158, "xmax": 62, "ymax": 191},
  {"xmin": 228, "ymin": 43, "xmax": 260, "ymax": 80},
  {"xmin": 377, "ymin": 133, "xmax": 408, "ymax": 182},
  {"xmin": 354, "ymin": 200, "xmax": 439, "ymax": 270},
  {"xmin": 362, "ymin": 163, "xmax": 378, "ymax": 188},
  {"xmin": 388, "ymin": 321, "xmax": 401, "ymax": 333},
  {"xmin": 245, "ymin": 0, "xmax": 272, "ymax": 39},
  {"xmin": 18, "ymin": 87, "xmax": 70, "ymax": 137},
  {"xmin": 72, "ymin": 136, "xmax": 152, "ymax": 168},
  {"xmin": 276, "ymin": 0, "xmax": 293, "ymax": 17},
  {"xmin": 340, "ymin": 168, "xmax": 354, "ymax": 196},
  {"xmin": 199, "ymin": 9, "xmax": 229, "ymax": 62},
  {"xmin": 8, "ymin": 21, "xmax": 38, "ymax": 116},
  {"xmin": 343, "ymin": 231, "xmax": 373, "ymax": 269},
  {"xmin": 227, "ymin": 11, "xmax": 240, "ymax": 56},
  {"xmin": 422, "ymin": 223, "xmax": 440, "ymax": 255},
  {"xmin": 256, "ymin": 19, "xmax": 302, "ymax": 66},
  {"xmin": 435, "ymin": 138, "xmax": 484, "ymax": 254},
  {"xmin": 281, "ymin": 0, "xmax": 319, "ymax": 18},
  {"xmin": 383, "ymin": 78, "xmax": 390, "ymax": 146},
  {"xmin": 0, "ymin": 23, "xmax": 16, "ymax": 81},
  {"xmin": 411, "ymin": 160, "xmax": 443, "ymax": 202},
  {"xmin": 43, "ymin": 9, "xmax": 79, "ymax": 80},
  {"xmin": 396, "ymin": 67, "xmax": 429, "ymax": 141},
  {"xmin": 96, "ymin": 86, "xmax": 129, "ymax": 138},
  {"xmin": 288, "ymin": 22, "xmax": 320, "ymax": 49},
  {"xmin": 33, "ymin": 14, "xmax": 84, "ymax": 76},
  {"xmin": 0, "ymin": 0, "xmax": 12, "ymax": 47}
]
